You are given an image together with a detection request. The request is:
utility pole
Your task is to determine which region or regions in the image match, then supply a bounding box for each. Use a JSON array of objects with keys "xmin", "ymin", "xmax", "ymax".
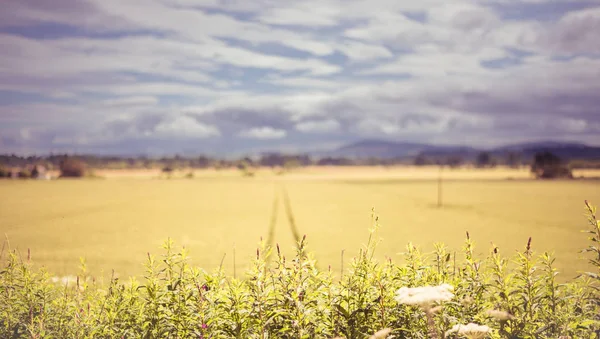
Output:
[{"xmin": 437, "ymin": 165, "xmax": 443, "ymax": 208}]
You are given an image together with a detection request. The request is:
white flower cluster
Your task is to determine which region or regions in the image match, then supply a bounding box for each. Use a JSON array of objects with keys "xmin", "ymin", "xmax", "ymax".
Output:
[
  {"xmin": 369, "ymin": 328, "xmax": 392, "ymax": 339},
  {"xmin": 333, "ymin": 328, "xmax": 392, "ymax": 339},
  {"xmin": 445, "ymin": 323, "xmax": 490, "ymax": 339},
  {"xmin": 50, "ymin": 275, "xmax": 86, "ymax": 291},
  {"xmin": 50, "ymin": 275, "xmax": 78, "ymax": 286},
  {"xmin": 395, "ymin": 283, "xmax": 454, "ymax": 310},
  {"xmin": 485, "ymin": 309, "xmax": 515, "ymax": 321}
]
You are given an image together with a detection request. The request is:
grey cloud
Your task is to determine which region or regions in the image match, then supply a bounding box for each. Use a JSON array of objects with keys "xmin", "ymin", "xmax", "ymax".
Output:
[
  {"xmin": 192, "ymin": 107, "xmax": 295, "ymax": 131},
  {"xmin": 0, "ymin": 0, "xmax": 131, "ymax": 32},
  {"xmin": 133, "ymin": 114, "xmax": 166, "ymax": 134},
  {"xmin": 103, "ymin": 119, "xmax": 131, "ymax": 136},
  {"xmin": 103, "ymin": 113, "xmax": 165, "ymax": 137},
  {"xmin": 0, "ymin": 0, "xmax": 93, "ymax": 27},
  {"xmin": 545, "ymin": 7, "xmax": 600, "ymax": 54},
  {"xmin": 2, "ymin": 0, "xmax": 600, "ymax": 155}
]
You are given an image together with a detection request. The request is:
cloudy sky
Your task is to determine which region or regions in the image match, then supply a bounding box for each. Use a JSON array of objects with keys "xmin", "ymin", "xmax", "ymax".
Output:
[{"xmin": 1, "ymin": 0, "xmax": 599, "ymax": 155}]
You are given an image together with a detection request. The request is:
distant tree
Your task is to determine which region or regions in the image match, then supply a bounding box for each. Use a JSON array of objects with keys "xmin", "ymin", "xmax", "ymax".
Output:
[
  {"xmin": 475, "ymin": 152, "xmax": 494, "ymax": 168},
  {"xmin": 212, "ymin": 160, "xmax": 227, "ymax": 171},
  {"xmin": 195, "ymin": 156, "xmax": 212, "ymax": 168},
  {"xmin": 446, "ymin": 156, "xmax": 464, "ymax": 168},
  {"xmin": 506, "ymin": 152, "xmax": 522, "ymax": 169},
  {"xmin": 162, "ymin": 165, "xmax": 175, "ymax": 178},
  {"xmin": 143, "ymin": 159, "xmax": 154, "ymax": 169},
  {"xmin": 31, "ymin": 165, "xmax": 39, "ymax": 178},
  {"xmin": 569, "ymin": 159, "xmax": 600, "ymax": 170},
  {"xmin": 127, "ymin": 158, "xmax": 137, "ymax": 168},
  {"xmin": 414, "ymin": 154, "xmax": 430, "ymax": 166},
  {"xmin": 531, "ymin": 151, "xmax": 573, "ymax": 179},
  {"xmin": 260, "ymin": 153, "xmax": 285, "ymax": 167},
  {"xmin": 292, "ymin": 154, "xmax": 312, "ymax": 166},
  {"xmin": 59, "ymin": 157, "xmax": 87, "ymax": 178},
  {"xmin": 17, "ymin": 169, "xmax": 31, "ymax": 179},
  {"xmin": 237, "ymin": 159, "xmax": 255, "ymax": 177},
  {"xmin": 283, "ymin": 158, "xmax": 301, "ymax": 171},
  {"xmin": 317, "ymin": 157, "xmax": 354, "ymax": 166}
]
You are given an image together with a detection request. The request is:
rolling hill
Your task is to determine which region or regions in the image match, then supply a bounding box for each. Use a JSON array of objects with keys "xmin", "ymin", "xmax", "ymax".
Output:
[{"xmin": 327, "ymin": 139, "xmax": 600, "ymax": 160}]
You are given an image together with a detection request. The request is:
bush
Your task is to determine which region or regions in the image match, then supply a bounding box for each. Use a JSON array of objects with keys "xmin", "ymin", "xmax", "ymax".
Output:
[
  {"xmin": 531, "ymin": 152, "xmax": 573, "ymax": 179},
  {"xmin": 161, "ymin": 165, "xmax": 175, "ymax": 179},
  {"xmin": 475, "ymin": 152, "xmax": 496, "ymax": 168},
  {"xmin": 30, "ymin": 165, "xmax": 39, "ymax": 178},
  {"xmin": 414, "ymin": 154, "xmax": 430, "ymax": 166},
  {"xmin": 237, "ymin": 160, "xmax": 256, "ymax": 177},
  {"xmin": 17, "ymin": 169, "xmax": 31, "ymax": 179},
  {"xmin": 0, "ymin": 203, "xmax": 598, "ymax": 338},
  {"xmin": 59, "ymin": 157, "xmax": 87, "ymax": 178}
]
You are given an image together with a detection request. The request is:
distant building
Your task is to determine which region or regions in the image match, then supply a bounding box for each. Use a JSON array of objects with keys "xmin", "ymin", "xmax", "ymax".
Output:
[{"xmin": 31, "ymin": 165, "xmax": 51, "ymax": 180}]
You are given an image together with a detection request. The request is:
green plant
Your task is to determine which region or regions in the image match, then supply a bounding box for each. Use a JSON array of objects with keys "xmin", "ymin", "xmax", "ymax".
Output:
[{"xmin": 1, "ymin": 203, "xmax": 599, "ymax": 338}]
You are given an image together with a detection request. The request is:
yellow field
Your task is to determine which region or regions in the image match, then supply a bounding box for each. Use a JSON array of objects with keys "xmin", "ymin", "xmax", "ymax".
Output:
[{"xmin": 1, "ymin": 167, "xmax": 599, "ymax": 281}]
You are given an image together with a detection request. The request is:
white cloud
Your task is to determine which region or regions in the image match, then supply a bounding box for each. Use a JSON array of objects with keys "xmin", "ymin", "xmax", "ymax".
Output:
[
  {"xmin": 239, "ymin": 126, "xmax": 287, "ymax": 139},
  {"xmin": 102, "ymin": 96, "xmax": 159, "ymax": 107},
  {"xmin": 2, "ymin": 0, "xmax": 600, "ymax": 154},
  {"xmin": 258, "ymin": 4, "xmax": 341, "ymax": 27},
  {"xmin": 154, "ymin": 116, "xmax": 221, "ymax": 138},
  {"xmin": 360, "ymin": 46, "xmax": 504, "ymax": 77},
  {"xmin": 356, "ymin": 119, "xmax": 401, "ymax": 135},
  {"xmin": 295, "ymin": 119, "xmax": 341, "ymax": 133},
  {"xmin": 263, "ymin": 76, "xmax": 339, "ymax": 89},
  {"xmin": 544, "ymin": 7, "xmax": 600, "ymax": 54},
  {"xmin": 428, "ymin": 3, "xmax": 500, "ymax": 31},
  {"xmin": 334, "ymin": 41, "xmax": 394, "ymax": 62},
  {"xmin": 0, "ymin": 33, "xmax": 340, "ymax": 89}
]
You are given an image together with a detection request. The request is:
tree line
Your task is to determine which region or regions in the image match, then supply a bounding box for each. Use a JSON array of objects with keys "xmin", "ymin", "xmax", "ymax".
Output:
[{"xmin": 0, "ymin": 150, "xmax": 583, "ymax": 179}]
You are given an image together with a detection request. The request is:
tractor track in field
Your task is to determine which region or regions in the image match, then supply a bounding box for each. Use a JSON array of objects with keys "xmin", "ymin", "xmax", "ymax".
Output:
[
  {"xmin": 266, "ymin": 183, "xmax": 303, "ymax": 253},
  {"xmin": 266, "ymin": 186, "xmax": 279, "ymax": 251},
  {"xmin": 281, "ymin": 185, "xmax": 302, "ymax": 245}
]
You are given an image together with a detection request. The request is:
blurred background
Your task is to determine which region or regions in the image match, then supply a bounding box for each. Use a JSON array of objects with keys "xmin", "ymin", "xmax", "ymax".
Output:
[{"xmin": 1, "ymin": 0, "xmax": 599, "ymax": 280}]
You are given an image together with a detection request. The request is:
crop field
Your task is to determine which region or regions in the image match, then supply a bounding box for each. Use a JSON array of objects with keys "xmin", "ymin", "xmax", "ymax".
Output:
[{"xmin": 1, "ymin": 167, "xmax": 599, "ymax": 280}]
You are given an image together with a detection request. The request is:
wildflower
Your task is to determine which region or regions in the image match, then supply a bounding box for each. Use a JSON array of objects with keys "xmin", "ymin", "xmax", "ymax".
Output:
[
  {"xmin": 369, "ymin": 328, "xmax": 392, "ymax": 339},
  {"xmin": 485, "ymin": 309, "xmax": 515, "ymax": 321},
  {"xmin": 445, "ymin": 323, "xmax": 490, "ymax": 339},
  {"xmin": 61, "ymin": 275, "xmax": 78, "ymax": 286},
  {"xmin": 461, "ymin": 296, "xmax": 474, "ymax": 306},
  {"xmin": 395, "ymin": 283, "xmax": 454, "ymax": 310},
  {"xmin": 430, "ymin": 305, "xmax": 443, "ymax": 314},
  {"xmin": 50, "ymin": 275, "xmax": 78, "ymax": 286}
]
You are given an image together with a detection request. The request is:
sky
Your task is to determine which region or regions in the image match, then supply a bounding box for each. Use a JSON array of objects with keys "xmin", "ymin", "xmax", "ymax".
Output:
[{"xmin": 0, "ymin": 0, "xmax": 599, "ymax": 156}]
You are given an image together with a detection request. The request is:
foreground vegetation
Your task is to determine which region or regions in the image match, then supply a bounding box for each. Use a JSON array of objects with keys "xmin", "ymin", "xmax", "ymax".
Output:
[{"xmin": 1, "ymin": 202, "xmax": 599, "ymax": 338}]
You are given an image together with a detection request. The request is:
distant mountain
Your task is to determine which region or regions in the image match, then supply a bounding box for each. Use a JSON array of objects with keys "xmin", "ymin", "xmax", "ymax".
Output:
[
  {"xmin": 329, "ymin": 139, "xmax": 481, "ymax": 159},
  {"xmin": 335, "ymin": 140, "xmax": 430, "ymax": 158},
  {"xmin": 328, "ymin": 139, "xmax": 600, "ymax": 160},
  {"xmin": 495, "ymin": 141, "xmax": 589, "ymax": 152}
]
